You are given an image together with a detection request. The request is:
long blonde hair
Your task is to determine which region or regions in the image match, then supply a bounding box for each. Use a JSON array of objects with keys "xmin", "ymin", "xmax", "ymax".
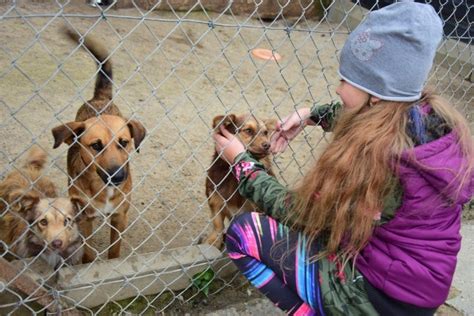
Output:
[{"xmin": 288, "ymin": 88, "xmax": 473, "ymax": 258}]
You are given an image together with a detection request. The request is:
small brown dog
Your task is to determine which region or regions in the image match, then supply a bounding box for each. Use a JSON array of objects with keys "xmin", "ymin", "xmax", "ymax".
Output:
[
  {"xmin": 51, "ymin": 29, "xmax": 146, "ymax": 263},
  {"xmin": 0, "ymin": 147, "xmax": 86, "ymax": 269},
  {"xmin": 204, "ymin": 114, "xmax": 276, "ymax": 249}
]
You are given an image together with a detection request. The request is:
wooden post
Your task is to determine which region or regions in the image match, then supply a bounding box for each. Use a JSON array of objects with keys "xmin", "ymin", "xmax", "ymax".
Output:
[{"xmin": 0, "ymin": 258, "xmax": 82, "ymax": 316}]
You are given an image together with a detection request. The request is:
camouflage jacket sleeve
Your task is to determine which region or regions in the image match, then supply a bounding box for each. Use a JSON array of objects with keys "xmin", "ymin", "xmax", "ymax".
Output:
[
  {"xmin": 309, "ymin": 101, "xmax": 342, "ymax": 132},
  {"xmin": 232, "ymin": 152, "xmax": 293, "ymax": 223},
  {"xmin": 232, "ymin": 150, "xmax": 403, "ymax": 226}
]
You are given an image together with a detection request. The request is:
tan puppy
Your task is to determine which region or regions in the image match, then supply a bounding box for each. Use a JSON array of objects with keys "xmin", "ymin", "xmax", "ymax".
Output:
[
  {"xmin": 204, "ymin": 114, "xmax": 276, "ymax": 249},
  {"xmin": 0, "ymin": 147, "xmax": 86, "ymax": 269},
  {"xmin": 52, "ymin": 29, "xmax": 146, "ymax": 263}
]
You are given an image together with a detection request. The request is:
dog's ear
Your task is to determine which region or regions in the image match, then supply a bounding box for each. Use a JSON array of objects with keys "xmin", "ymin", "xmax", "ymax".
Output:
[
  {"xmin": 212, "ymin": 115, "xmax": 225, "ymax": 129},
  {"xmin": 127, "ymin": 119, "xmax": 146, "ymax": 152},
  {"xmin": 7, "ymin": 189, "xmax": 40, "ymax": 219},
  {"xmin": 70, "ymin": 195, "xmax": 94, "ymax": 222},
  {"xmin": 264, "ymin": 118, "xmax": 278, "ymax": 133},
  {"xmin": 212, "ymin": 114, "xmax": 238, "ymax": 134},
  {"xmin": 51, "ymin": 122, "xmax": 85, "ymax": 149}
]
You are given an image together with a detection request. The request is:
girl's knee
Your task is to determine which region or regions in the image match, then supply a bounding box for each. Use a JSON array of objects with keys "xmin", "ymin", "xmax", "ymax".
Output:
[
  {"xmin": 226, "ymin": 212, "xmax": 254, "ymax": 239},
  {"xmin": 225, "ymin": 212, "xmax": 258, "ymax": 249},
  {"xmin": 230, "ymin": 212, "xmax": 254, "ymax": 227}
]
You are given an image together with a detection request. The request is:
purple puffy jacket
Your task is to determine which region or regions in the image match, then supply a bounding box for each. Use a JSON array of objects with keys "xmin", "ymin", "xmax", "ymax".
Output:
[{"xmin": 356, "ymin": 131, "xmax": 474, "ymax": 308}]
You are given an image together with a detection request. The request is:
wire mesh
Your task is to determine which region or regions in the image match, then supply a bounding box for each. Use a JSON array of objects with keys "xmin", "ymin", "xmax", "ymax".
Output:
[{"xmin": 0, "ymin": 0, "xmax": 472, "ymax": 314}]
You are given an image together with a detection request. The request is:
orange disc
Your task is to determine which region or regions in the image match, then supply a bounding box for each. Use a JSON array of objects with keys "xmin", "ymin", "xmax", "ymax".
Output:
[{"xmin": 251, "ymin": 48, "xmax": 282, "ymax": 61}]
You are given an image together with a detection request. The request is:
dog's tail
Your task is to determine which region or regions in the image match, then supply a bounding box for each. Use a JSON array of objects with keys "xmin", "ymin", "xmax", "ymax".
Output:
[
  {"xmin": 23, "ymin": 146, "xmax": 48, "ymax": 171},
  {"xmin": 63, "ymin": 28, "xmax": 113, "ymax": 100}
]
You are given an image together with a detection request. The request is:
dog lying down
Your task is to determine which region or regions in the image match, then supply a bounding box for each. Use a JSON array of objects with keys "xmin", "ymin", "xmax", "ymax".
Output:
[
  {"xmin": 204, "ymin": 113, "xmax": 276, "ymax": 249},
  {"xmin": 0, "ymin": 147, "xmax": 86, "ymax": 269}
]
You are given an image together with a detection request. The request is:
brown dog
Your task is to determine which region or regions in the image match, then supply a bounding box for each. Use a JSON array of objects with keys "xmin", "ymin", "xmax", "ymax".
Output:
[
  {"xmin": 51, "ymin": 29, "xmax": 146, "ymax": 263},
  {"xmin": 0, "ymin": 147, "xmax": 86, "ymax": 269},
  {"xmin": 204, "ymin": 114, "xmax": 276, "ymax": 249}
]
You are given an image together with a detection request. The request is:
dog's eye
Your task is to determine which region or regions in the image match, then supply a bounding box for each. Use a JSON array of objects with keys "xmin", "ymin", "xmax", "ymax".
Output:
[
  {"xmin": 262, "ymin": 130, "xmax": 268, "ymax": 136},
  {"xmin": 90, "ymin": 142, "xmax": 103, "ymax": 152},
  {"xmin": 244, "ymin": 128, "xmax": 254, "ymax": 135},
  {"xmin": 64, "ymin": 217, "xmax": 72, "ymax": 226},
  {"xmin": 39, "ymin": 219, "xmax": 48, "ymax": 226},
  {"xmin": 119, "ymin": 139, "xmax": 129, "ymax": 148}
]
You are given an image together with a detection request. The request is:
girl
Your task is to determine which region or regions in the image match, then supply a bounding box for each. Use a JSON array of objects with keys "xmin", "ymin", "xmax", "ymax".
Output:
[{"xmin": 213, "ymin": 1, "xmax": 473, "ymax": 315}]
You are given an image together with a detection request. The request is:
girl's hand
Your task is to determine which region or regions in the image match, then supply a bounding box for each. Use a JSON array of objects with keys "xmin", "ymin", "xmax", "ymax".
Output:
[
  {"xmin": 270, "ymin": 107, "xmax": 314, "ymax": 154},
  {"xmin": 213, "ymin": 125, "xmax": 245, "ymax": 164}
]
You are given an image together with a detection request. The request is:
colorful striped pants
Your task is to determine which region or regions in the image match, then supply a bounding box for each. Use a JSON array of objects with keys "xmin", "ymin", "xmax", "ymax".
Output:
[{"xmin": 225, "ymin": 212, "xmax": 325, "ymax": 316}]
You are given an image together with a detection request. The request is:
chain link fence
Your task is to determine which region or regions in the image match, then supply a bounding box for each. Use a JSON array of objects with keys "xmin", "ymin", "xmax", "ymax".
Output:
[{"xmin": 0, "ymin": 0, "xmax": 472, "ymax": 314}]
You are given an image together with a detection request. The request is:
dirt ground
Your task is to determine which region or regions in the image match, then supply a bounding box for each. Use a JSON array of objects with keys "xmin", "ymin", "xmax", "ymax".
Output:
[
  {"xmin": 0, "ymin": 0, "xmax": 472, "ymax": 313},
  {"xmin": 0, "ymin": 0, "xmax": 347, "ymax": 258}
]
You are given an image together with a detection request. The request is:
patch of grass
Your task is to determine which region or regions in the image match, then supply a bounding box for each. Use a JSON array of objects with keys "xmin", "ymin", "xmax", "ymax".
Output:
[
  {"xmin": 86, "ymin": 291, "xmax": 175, "ymax": 315},
  {"xmin": 192, "ymin": 267, "xmax": 215, "ymax": 297},
  {"xmin": 83, "ymin": 271, "xmax": 225, "ymax": 315}
]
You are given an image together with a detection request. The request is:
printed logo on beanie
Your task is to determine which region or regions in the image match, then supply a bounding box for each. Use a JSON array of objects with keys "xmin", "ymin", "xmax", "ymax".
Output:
[{"xmin": 351, "ymin": 29, "xmax": 383, "ymax": 61}]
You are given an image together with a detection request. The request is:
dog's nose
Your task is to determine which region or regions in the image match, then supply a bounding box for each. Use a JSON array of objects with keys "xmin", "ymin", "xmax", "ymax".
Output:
[
  {"xmin": 108, "ymin": 166, "xmax": 127, "ymax": 185},
  {"xmin": 52, "ymin": 240, "xmax": 63, "ymax": 249},
  {"xmin": 262, "ymin": 142, "xmax": 271, "ymax": 151}
]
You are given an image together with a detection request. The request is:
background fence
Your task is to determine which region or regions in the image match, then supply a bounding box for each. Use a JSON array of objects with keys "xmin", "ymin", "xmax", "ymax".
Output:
[{"xmin": 0, "ymin": 0, "xmax": 472, "ymax": 314}]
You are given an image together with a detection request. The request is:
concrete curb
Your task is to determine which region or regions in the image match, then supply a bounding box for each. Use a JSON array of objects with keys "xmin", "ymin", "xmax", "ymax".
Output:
[{"xmin": 0, "ymin": 244, "xmax": 238, "ymax": 309}]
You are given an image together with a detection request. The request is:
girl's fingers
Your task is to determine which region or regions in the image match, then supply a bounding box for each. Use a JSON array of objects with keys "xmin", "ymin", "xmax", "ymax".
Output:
[
  {"xmin": 270, "ymin": 130, "xmax": 281, "ymax": 143},
  {"xmin": 213, "ymin": 132, "xmax": 225, "ymax": 144},
  {"xmin": 271, "ymin": 130, "xmax": 290, "ymax": 152},
  {"xmin": 275, "ymin": 120, "xmax": 282, "ymax": 131},
  {"xmin": 271, "ymin": 137, "xmax": 288, "ymax": 154},
  {"xmin": 281, "ymin": 116, "xmax": 298, "ymax": 132},
  {"xmin": 213, "ymin": 133, "xmax": 230, "ymax": 153},
  {"xmin": 276, "ymin": 116, "xmax": 289, "ymax": 131},
  {"xmin": 219, "ymin": 125, "xmax": 234, "ymax": 138},
  {"xmin": 280, "ymin": 120, "xmax": 290, "ymax": 132},
  {"xmin": 278, "ymin": 138, "xmax": 289, "ymax": 151},
  {"xmin": 270, "ymin": 140, "xmax": 279, "ymax": 153}
]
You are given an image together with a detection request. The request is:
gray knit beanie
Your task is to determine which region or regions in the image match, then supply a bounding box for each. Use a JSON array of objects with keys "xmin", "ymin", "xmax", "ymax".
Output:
[{"xmin": 338, "ymin": 1, "xmax": 443, "ymax": 102}]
